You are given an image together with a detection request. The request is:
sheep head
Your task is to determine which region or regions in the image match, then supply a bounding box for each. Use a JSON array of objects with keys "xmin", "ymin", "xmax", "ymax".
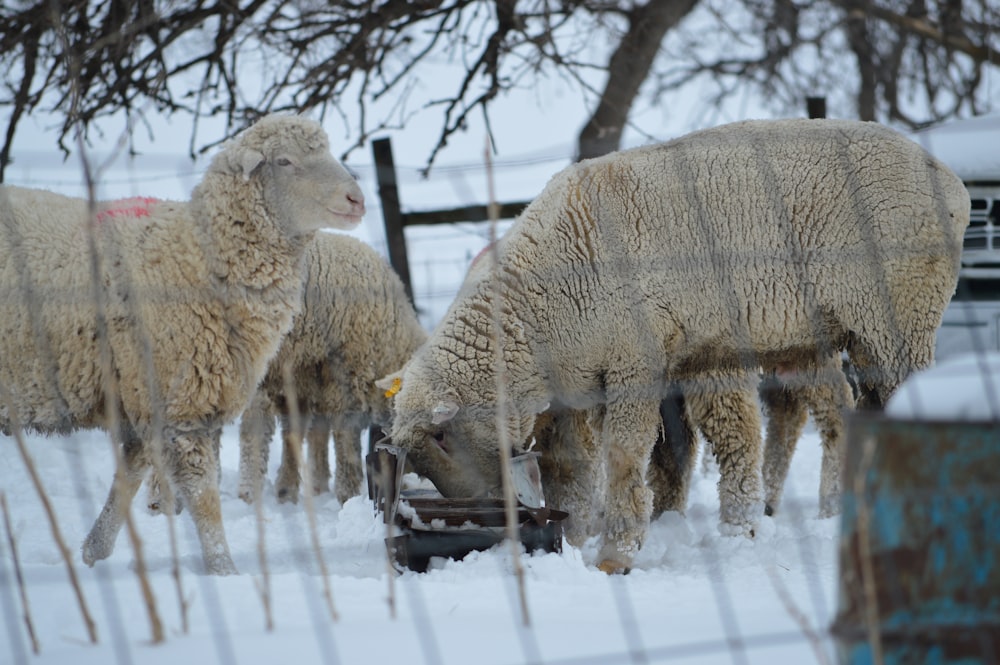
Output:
[
  {"xmin": 215, "ymin": 114, "xmax": 365, "ymax": 234},
  {"xmin": 379, "ymin": 364, "xmax": 537, "ymax": 500}
]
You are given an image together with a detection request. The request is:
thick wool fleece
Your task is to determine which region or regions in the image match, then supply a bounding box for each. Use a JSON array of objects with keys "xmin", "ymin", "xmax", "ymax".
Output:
[
  {"xmin": 236, "ymin": 232, "xmax": 426, "ymax": 506},
  {"xmin": 0, "ymin": 114, "xmax": 365, "ymax": 574},
  {"xmin": 385, "ymin": 118, "xmax": 969, "ymax": 571}
]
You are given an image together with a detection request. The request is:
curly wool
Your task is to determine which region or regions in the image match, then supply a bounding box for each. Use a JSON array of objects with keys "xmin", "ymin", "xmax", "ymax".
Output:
[
  {"xmin": 385, "ymin": 118, "xmax": 969, "ymax": 571},
  {"xmin": 236, "ymin": 232, "xmax": 427, "ymax": 506},
  {"xmin": 0, "ymin": 114, "xmax": 365, "ymax": 574}
]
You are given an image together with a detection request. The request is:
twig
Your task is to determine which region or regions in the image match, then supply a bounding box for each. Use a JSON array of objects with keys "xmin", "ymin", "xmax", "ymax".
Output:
[
  {"xmin": 380, "ymin": 448, "xmax": 397, "ymax": 620},
  {"xmin": 762, "ymin": 561, "xmax": 832, "ymax": 665},
  {"xmin": 281, "ymin": 363, "xmax": 339, "ymax": 622},
  {"xmin": 484, "ymin": 136, "xmax": 531, "ymax": 627},
  {"xmin": 252, "ymin": 489, "xmax": 274, "ymax": 631},
  {"xmin": 73, "ymin": 109, "xmax": 164, "ymax": 649},
  {"xmin": 1, "ymin": 383, "xmax": 98, "ymax": 644},
  {"xmin": 52, "ymin": 6, "xmax": 165, "ymax": 641},
  {"xmin": 0, "ymin": 492, "xmax": 40, "ymax": 654}
]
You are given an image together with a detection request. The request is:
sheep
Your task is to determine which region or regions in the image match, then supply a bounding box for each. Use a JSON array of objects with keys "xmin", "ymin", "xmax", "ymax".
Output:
[
  {"xmin": 538, "ymin": 356, "xmax": 854, "ymax": 549},
  {"xmin": 646, "ymin": 354, "xmax": 856, "ymax": 522},
  {"xmin": 757, "ymin": 355, "xmax": 856, "ymax": 517},
  {"xmin": 378, "ymin": 118, "xmax": 969, "ymax": 573},
  {"xmin": 235, "ymin": 231, "xmax": 427, "ymax": 506},
  {"xmin": 0, "ymin": 114, "xmax": 365, "ymax": 575}
]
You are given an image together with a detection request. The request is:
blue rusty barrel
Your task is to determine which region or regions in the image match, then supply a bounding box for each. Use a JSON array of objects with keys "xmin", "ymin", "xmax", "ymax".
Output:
[{"xmin": 832, "ymin": 414, "xmax": 1000, "ymax": 663}]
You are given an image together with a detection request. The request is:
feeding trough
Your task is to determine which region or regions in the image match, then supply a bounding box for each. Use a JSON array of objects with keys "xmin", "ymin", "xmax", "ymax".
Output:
[{"xmin": 366, "ymin": 441, "xmax": 568, "ymax": 572}]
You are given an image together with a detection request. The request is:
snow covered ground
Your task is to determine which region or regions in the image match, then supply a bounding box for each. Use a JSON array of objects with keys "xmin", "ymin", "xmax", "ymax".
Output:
[{"xmin": 1, "ymin": 415, "xmax": 843, "ymax": 665}]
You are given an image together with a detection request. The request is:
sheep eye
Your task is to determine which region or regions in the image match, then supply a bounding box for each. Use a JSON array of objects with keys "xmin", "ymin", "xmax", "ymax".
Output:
[{"xmin": 276, "ymin": 157, "xmax": 293, "ymax": 167}]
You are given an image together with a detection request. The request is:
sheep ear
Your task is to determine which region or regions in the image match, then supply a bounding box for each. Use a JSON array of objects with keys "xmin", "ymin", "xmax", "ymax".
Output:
[
  {"xmin": 431, "ymin": 400, "xmax": 459, "ymax": 425},
  {"xmin": 233, "ymin": 148, "xmax": 265, "ymax": 181},
  {"xmin": 377, "ymin": 372, "xmax": 403, "ymax": 398}
]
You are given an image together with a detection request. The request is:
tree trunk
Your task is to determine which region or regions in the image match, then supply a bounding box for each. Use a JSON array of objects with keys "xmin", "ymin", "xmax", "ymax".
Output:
[
  {"xmin": 845, "ymin": 4, "xmax": 879, "ymax": 121},
  {"xmin": 576, "ymin": 0, "xmax": 700, "ymax": 161}
]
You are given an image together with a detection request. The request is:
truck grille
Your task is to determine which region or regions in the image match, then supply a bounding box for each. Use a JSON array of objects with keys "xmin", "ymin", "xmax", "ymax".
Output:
[{"xmin": 964, "ymin": 197, "xmax": 1000, "ymax": 251}]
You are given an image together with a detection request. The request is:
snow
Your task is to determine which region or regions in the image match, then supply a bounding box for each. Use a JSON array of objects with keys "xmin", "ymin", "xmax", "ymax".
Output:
[
  {"xmin": 4, "ymin": 355, "xmax": 994, "ymax": 664},
  {"xmin": 1, "ymin": 423, "xmax": 844, "ymax": 665},
  {"xmin": 886, "ymin": 352, "xmax": 1000, "ymax": 422},
  {"xmin": 913, "ymin": 114, "xmax": 1000, "ymax": 182}
]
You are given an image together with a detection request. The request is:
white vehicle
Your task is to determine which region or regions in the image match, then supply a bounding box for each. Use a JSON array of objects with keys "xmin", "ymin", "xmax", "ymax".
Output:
[
  {"xmin": 916, "ymin": 115, "xmax": 1000, "ymax": 359},
  {"xmin": 916, "ymin": 115, "xmax": 1000, "ymax": 280}
]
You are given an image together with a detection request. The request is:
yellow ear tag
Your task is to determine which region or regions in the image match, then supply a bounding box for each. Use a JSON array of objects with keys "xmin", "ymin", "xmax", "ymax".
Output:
[{"xmin": 384, "ymin": 377, "xmax": 402, "ymax": 398}]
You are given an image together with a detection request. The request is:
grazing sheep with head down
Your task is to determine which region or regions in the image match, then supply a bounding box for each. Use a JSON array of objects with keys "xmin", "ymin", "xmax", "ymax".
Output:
[
  {"xmin": 235, "ymin": 231, "xmax": 427, "ymax": 506},
  {"xmin": 0, "ymin": 114, "xmax": 365, "ymax": 575},
  {"xmin": 379, "ymin": 118, "xmax": 968, "ymax": 573}
]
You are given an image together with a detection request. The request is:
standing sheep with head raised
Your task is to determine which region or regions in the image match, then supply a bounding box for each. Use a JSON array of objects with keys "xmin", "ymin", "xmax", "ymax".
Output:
[
  {"xmin": 379, "ymin": 118, "xmax": 968, "ymax": 573},
  {"xmin": 0, "ymin": 114, "xmax": 364, "ymax": 575},
  {"xmin": 235, "ymin": 231, "xmax": 427, "ymax": 506}
]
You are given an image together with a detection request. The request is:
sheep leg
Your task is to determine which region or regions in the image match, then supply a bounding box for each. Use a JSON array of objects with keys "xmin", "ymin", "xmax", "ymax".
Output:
[
  {"xmin": 807, "ymin": 365, "xmax": 854, "ymax": 519},
  {"xmin": 82, "ymin": 431, "xmax": 149, "ymax": 566},
  {"xmin": 687, "ymin": 374, "xmax": 764, "ymax": 537},
  {"xmin": 238, "ymin": 391, "xmax": 276, "ymax": 504},
  {"xmin": 305, "ymin": 414, "xmax": 331, "ymax": 497},
  {"xmin": 648, "ymin": 390, "xmax": 698, "ymax": 519},
  {"xmin": 329, "ymin": 419, "xmax": 366, "ymax": 504},
  {"xmin": 595, "ymin": 397, "xmax": 659, "ymax": 574},
  {"xmin": 759, "ymin": 376, "xmax": 808, "ymax": 517},
  {"xmin": 169, "ymin": 431, "xmax": 237, "ymax": 575},
  {"xmin": 145, "ymin": 468, "xmax": 183, "ymax": 516},
  {"xmin": 533, "ymin": 407, "xmax": 605, "ymax": 547},
  {"xmin": 274, "ymin": 411, "xmax": 308, "ymax": 503}
]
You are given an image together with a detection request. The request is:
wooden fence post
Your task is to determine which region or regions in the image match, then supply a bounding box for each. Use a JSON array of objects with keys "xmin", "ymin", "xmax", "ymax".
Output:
[
  {"xmin": 372, "ymin": 137, "xmax": 414, "ymax": 304},
  {"xmin": 807, "ymin": 96, "xmax": 827, "ymax": 119}
]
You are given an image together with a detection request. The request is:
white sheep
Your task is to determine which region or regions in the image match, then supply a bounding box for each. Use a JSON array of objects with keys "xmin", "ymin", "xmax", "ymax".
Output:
[
  {"xmin": 646, "ymin": 355, "xmax": 856, "ymax": 522},
  {"xmin": 235, "ymin": 231, "xmax": 427, "ymax": 506},
  {"xmin": 379, "ymin": 118, "xmax": 969, "ymax": 573},
  {"xmin": 0, "ymin": 114, "xmax": 365, "ymax": 575}
]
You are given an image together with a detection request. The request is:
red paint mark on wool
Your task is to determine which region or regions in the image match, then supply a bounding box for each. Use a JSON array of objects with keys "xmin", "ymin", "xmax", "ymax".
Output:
[{"xmin": 96, "ymin": 196, "xmax": 159, "ymax": 222}]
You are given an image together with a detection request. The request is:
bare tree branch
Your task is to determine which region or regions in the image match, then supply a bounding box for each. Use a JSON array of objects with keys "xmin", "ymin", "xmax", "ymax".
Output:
[
  {"xmin": 577, "ymin": 0, "xmax": 700, "ymax": 160},
  {"xmin": 0, "ymin": 0, "xmax": 997, "ymax": 180}
]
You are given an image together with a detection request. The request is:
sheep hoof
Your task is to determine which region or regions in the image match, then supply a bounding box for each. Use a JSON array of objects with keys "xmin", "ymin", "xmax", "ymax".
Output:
[
  {"xmin": 81, "ymin": 538, "xmax": 111, "ymax": 567},
  {"xmin": 764, "ymin": 503, "xmax": 775, "ymax": 517},
  {"xmin": 276, "ymin": 488, "xmax": 298, "ymax": 504},
  {"xmin": 718, "ymin": 521, "xmax": 756, "ymax": 539},
  {"xmin": 205, "ymin": 554, "xmax": 239, "ymax": 576},
  {"xmin": 597, "ymin": 559, "xmax": 631, "ymax": 575}
]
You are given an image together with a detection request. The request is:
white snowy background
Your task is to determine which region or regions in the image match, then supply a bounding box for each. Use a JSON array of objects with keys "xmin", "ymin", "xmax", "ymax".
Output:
[{"xmin": 2, "ymin": 50, "xmax": 1000, "ymax": 665}]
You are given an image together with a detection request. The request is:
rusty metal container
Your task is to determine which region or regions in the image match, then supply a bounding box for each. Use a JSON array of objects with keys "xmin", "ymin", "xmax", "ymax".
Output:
[
  {"xmin": 832, "ymin": 414, "xmax": 1000, "ymax": 663},
  {"xmin": 366, "ymin": 441, "xmax": 567, "ymax": 572}
]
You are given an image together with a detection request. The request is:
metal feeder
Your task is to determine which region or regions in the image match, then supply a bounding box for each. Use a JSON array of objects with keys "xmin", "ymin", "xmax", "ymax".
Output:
[{"xmin": 365, "ymin": 440, "xmax": 568, "ymax": 573}]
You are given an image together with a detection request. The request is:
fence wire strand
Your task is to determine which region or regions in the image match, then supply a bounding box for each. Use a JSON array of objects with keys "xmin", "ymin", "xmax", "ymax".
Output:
[{"xmin": 3, "ymin": 130, "xmax": 999, "ymax": 665}]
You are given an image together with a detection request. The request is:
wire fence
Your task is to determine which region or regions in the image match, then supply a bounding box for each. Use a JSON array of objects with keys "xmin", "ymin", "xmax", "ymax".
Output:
[{"xmin": 2, "ymin": 126, "xmax": 999, "ymax": 665}]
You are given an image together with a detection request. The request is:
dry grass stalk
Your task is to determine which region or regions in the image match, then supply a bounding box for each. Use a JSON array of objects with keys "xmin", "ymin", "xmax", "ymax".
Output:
[
  {"xmin": 377, "ymin": 443, "xmax": 397, "ymax": 619},
  {"xmin": 281, "ymin": 364, "xmax": 339, "ymax": 622},
  {"xmin": 2, "ymin": 382, "xmax": 99, "ymax": 644},
  {"xmin": 252, "ymin": 463, "xmax": 274, "ymax": 631},
  {"xmin": 70, "ymin": 136, "xmax": 164, "ymax": 644},
  {"xmin": 762, "ymin": 560, "xmax": 832, "ymax": 665},
  {"xmin": 484, "ymin": 138, "xmax": 531, "ymax": 627},
  {"xmin": 1, "ymin": 491, "xmax": 40, "ymax": 654},
  {"xmin": 48, "ymin": 6, "xmax": 165, "ymax": 643}
]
